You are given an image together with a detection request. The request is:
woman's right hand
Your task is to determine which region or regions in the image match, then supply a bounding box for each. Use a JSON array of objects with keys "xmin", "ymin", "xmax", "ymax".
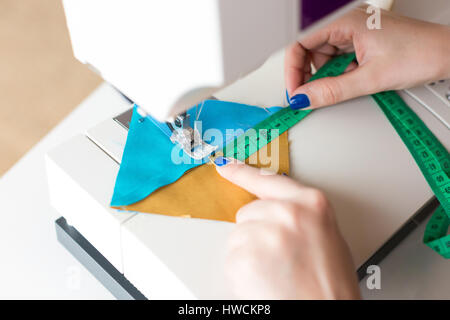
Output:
[{"xmin": 285, "ymin": 8, "xmax": 450, "ymax": 110}]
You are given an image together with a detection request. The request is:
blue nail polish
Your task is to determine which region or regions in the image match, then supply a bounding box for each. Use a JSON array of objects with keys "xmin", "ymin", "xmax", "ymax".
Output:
[
  {"xmin": 285, "ymin": 89, "xmax": 291, "ymax": 104},
  {"xmin": 289, "ymin": 94, "xmax": 310, "ymax": 110},
  {"xmin": 214, "ymin": 156, "xmax": 229, "ymax": 167}
]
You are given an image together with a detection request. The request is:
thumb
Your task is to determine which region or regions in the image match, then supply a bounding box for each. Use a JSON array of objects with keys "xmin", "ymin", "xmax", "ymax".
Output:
[
  {"xmin": 215, "ymin": 161, "xmax": 307, "ymax": 200},
  {"xmin": 289, "ymin": 64, "xmax": 375, "ymax": 110}
]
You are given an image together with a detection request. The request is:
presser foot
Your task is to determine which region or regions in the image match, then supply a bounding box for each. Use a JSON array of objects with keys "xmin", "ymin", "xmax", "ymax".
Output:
[{"xmin": 170, "ymin": 127, "xmax": 217, "ymax": 160}]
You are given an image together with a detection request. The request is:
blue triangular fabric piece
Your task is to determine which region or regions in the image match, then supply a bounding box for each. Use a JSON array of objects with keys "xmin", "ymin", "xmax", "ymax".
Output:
[{"xmin": 110, "ymin": 100, "xmax": 282, "ymax": 206}]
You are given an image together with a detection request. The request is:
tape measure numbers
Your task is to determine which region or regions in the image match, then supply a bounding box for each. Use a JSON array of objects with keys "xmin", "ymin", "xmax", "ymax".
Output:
[{"xmin": 212, "ymin": 53, "xmax": 450, "ymax": 258}]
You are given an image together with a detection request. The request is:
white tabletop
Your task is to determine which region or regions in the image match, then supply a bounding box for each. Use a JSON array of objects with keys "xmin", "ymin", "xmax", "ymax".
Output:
[
  {"xmin": 0, "ymin": 83, "xmax": 130, "ymax": 299},
  {"xmin": 1, "ymin": 82, "xmax": 448, "ymax": 299},
  {"xmin": 360, "ymin": 218, "xmax": 450, "ymax": 299}
]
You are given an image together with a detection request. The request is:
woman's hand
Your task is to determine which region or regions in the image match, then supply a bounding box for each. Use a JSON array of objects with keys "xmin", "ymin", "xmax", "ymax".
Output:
[
  {"xmin": 285, "ymin": 8, "xmax": 450, "ymax": 110},
  {"xmin": 216, "ymin": 162, "xmax": 360, "ymax": 299}
]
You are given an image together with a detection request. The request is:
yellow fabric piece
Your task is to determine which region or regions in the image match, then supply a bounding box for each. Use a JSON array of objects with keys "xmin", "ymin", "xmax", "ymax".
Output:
[{"xmin": 116, "ymin": 132, "xmax": 289, "ymax": 223}]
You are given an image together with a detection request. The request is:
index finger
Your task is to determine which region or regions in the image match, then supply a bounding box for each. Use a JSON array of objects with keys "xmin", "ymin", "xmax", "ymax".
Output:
[
  {"xmin": 284, "ymin": 42, "xmax": 308, "ymax": 96},
  {"xmin": 216, "ymin": 162, "xmax": 306, "ymax": 200},
  {"xmin": 284, "ymin": 28, "xmax": 333, "ymax": 96}
]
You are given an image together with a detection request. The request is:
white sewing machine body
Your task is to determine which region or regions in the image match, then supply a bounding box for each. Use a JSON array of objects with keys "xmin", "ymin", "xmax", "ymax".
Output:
[
  {"xmin": 46, "ymin": 0, "xmax": 450, "ymax": 298},
  {"xmin": 62, "ymin": 0, "xmax": 360, "ymax": 120}
]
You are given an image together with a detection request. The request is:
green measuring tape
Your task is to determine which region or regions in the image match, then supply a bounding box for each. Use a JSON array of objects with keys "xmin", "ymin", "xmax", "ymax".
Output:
[{"xmin": 213, "ymin": 52, "xmax": 450, "ymax": 258}]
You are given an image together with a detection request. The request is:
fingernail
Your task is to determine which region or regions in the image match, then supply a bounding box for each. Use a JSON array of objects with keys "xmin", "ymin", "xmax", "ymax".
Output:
[
  {"xmin": 285, "ymin": 89, "xmax": 291, "ymax": 104},
  {"xmin": 214, "ymin": 156, "xmax": 229, "ymax": 167},
  {"xmin": 289, "ymin": 94, "xmax": 310, "ymax": 110}
]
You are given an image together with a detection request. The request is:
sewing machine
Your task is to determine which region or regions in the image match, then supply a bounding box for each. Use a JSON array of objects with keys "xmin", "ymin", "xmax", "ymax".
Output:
[{"xmin": 46, "ymin": 0, "xmax": 450, "ymax": 299}]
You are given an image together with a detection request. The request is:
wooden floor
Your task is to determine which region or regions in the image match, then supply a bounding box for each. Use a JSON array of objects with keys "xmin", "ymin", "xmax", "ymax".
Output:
[{"xmin": 0, "ymin": 0, "xmax": 101, "ymax": 176}]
